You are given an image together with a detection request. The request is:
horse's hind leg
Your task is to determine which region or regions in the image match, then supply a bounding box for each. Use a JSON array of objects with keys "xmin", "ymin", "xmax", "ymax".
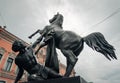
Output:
[{"xmin": 61, "ymin": 49, "xmax": 78, "ymax": 77}]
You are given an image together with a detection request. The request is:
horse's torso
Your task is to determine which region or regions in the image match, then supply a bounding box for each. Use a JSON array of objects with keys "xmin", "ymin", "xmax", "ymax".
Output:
[{"xmin": 44, "ymin": 25, "xmax": 83, "ymax": 51}]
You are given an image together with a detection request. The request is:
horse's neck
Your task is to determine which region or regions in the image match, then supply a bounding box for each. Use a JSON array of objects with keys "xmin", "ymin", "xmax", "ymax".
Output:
[
  {"xmin": 50, "ymin": 24, "xmax": 62, "ymax": 30},
  {"xmin": 48, "ymin": 24, "xmax": 65, "ymax": 39}
]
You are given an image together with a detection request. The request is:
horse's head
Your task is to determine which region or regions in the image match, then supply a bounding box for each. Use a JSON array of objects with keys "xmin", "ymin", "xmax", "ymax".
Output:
[{"xmin": 49, "ymin": 12, "xmax": 64, "ymax": 27}]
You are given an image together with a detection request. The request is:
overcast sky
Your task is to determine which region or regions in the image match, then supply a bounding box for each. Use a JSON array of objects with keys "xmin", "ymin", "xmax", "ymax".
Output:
[{"xmin": 0, "ymin": 0, "xmax": 120, "ymax": 83}]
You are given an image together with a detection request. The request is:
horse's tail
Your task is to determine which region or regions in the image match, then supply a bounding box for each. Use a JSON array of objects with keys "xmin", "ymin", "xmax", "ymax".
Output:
[{"xmin": 83, "ymin": 32, "xmax": 117, "ymax": 60}]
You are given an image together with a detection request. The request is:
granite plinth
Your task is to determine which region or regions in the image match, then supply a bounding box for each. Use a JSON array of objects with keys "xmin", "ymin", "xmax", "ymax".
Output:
[{"xmin": 23, "ymin": 76, "xmax": 81, "ymax": 83}]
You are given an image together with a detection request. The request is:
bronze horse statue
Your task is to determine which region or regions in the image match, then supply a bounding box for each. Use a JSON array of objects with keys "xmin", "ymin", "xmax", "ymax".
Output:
[{"xmin": 29, "ymin": 12, "xmax": 117, "ymax": 77}]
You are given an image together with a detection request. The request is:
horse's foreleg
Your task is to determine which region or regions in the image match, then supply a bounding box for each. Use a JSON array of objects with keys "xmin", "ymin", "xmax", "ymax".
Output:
[{"xmin": 61, "ymin": 49, "xmax": 78, "ymax": 77}]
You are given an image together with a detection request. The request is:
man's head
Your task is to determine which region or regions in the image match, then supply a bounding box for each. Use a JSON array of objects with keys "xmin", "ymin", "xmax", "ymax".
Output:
[{"xmin": 12, "ymin": 40, "xmax": 26, "ymax": 52}]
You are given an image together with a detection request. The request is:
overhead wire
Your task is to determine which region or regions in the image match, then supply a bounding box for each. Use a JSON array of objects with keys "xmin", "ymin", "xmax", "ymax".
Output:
[
  {"xmin": 81, "ymin": 8, "xmax": 120, "ymax": 35},
  {"xmin": 89, "ymin": 8, "xmax": 120, "ymax": 29}
]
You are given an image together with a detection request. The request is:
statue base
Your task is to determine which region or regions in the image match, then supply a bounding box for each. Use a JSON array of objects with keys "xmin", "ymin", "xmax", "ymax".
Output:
[{"xmin": 23, "ymin": 76, "xmax": 82, "ymax": 83}]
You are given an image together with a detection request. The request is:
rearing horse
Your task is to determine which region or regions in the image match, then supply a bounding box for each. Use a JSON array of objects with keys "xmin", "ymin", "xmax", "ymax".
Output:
[{"xmin": 29, "ymin": 13, "xmax": 117, "ymax": 77}]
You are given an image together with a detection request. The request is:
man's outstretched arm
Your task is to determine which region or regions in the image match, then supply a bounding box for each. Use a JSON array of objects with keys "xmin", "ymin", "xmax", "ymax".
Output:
[
  {"xmin": 14, "ymin": 66, "xmax": 24, "ymax": 83},
  {"xmin": 35, "ymin": 42, "xmax": 47, "ymax": 55},
  {"xmin": 31, "ymin": 26, "xmax": 48, "ymax": 49}
]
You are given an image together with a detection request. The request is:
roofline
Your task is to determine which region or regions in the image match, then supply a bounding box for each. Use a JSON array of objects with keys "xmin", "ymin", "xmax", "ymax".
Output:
[{"xmin": 0, "ymin": 26, "xmax": 29, "ymax": 45}]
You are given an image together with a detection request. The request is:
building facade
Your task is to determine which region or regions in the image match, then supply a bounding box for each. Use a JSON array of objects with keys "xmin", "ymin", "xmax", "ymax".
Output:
[
  {"xmin": 0, "ymin": 26, "xmax": 28, "ymax": 83},
  {"xmin": 0, "ymin": 26, "xmax": 75, "ymax": 83}
]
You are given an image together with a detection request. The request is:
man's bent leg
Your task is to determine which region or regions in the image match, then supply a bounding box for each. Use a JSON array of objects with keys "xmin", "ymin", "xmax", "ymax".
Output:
[{"xmin": 44, "ymin": 66, "xmax": 62, "ymax": 79}]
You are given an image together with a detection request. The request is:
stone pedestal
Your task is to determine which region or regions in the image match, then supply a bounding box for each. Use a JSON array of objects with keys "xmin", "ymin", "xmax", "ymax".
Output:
[{"xmin": 23, "ymin": 76, "xmax": 81, "ymax": 83}]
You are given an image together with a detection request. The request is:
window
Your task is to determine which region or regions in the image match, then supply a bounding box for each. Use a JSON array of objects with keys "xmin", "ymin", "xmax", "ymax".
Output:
[
  {"xmin": 0, "ymin": 53, "xmax": 2, "ymax": 61},
  {"xmin": 0, "ymin": 81, "xmax": 6, "ymax": 83},
  {"xmin": 4, "ymin": 58, "xmax": 13, "ymax": 71},
  {"xmin": 0, "ymin": 47, "xmax": 5, "ymax": 61},
  {"xmin": 16, "ymin": 67, "xmax": 19, "ymax": 74}
]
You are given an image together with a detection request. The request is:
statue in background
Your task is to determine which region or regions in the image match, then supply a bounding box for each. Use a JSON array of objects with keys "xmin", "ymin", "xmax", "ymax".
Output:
[
  {"xmin": 29, "ymin": 12, "xmax": 117, "ymax": 77},
  {"xmin": 12, "ymin": 40, "xmax": 62, "ymax": 83}
]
